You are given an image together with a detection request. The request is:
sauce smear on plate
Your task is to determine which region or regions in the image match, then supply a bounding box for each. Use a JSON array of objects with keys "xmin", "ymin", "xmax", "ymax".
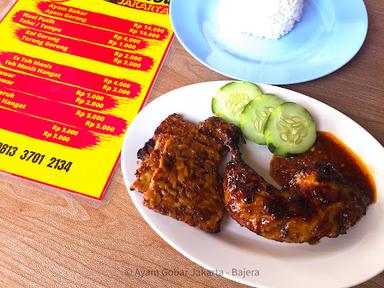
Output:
[{"xmin": 270, "ymin": 131, "xmax": 376, "ymax": 203}]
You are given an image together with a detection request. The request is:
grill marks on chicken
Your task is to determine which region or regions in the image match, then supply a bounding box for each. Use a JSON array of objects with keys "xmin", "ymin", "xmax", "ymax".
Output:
[
  {"xmin": 130, "ymin": 114, "xmax": 227, "ymax": 232},
  {"xmin": 223, "ymin": 145, "xmax": 372, "ymax": 244}
]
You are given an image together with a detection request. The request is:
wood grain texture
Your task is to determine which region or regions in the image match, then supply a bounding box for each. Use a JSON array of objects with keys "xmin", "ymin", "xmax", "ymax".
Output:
[{"xmin": 0, "ymin": 1, "xmax": 383, "ymax": 287}]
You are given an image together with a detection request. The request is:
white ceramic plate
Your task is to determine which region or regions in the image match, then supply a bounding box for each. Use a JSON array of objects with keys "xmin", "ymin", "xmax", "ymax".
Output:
[{"xmin": 121, "ymin": 81, "xmax": 384, "ymax": 288}]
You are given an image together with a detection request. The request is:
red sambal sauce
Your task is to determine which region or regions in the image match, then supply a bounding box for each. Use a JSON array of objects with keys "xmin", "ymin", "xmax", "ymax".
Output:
[{"xmin": 270, "ymin": 131, "xmax": 376, "ymax": 203}]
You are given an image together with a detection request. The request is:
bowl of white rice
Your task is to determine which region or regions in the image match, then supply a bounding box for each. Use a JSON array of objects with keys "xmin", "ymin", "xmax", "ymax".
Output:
[{"xmin": 216, "ymin": 0, "xmax": 304, "ymax": 40}]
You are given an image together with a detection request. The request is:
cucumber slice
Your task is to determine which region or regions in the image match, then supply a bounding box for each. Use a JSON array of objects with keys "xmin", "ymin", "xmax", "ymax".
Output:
[
  {"xmin": 212, "ymin": 81, "xmax": 262, "ymax": 125},
  {"xmin": 240, "ymin": 94, "xmax": 284, "ymax": 144},
  {"xmin": 265, "ymin": 102, "xmax": 317, "ymax": 156}
]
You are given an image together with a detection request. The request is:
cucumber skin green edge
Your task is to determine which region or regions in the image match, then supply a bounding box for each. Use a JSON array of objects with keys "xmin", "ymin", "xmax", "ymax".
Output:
[{"xmin": 264, "ymin": 102, "xmax": 317, "ymax": 157}]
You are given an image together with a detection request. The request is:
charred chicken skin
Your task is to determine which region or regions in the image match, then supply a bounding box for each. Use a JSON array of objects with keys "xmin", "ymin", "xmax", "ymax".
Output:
[
  {"xmin": 223, "ymin": 139, "xmax": 371, "ymax": 244},
  {"xmin": 204, "ymin": 116, "xmax": 371, "ymax": 243}
]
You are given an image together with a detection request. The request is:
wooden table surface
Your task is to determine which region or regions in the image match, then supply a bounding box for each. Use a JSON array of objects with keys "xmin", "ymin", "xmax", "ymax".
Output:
[{"xmin": 0, "ymin": 1, "xmax": 383, "ymax": 288}]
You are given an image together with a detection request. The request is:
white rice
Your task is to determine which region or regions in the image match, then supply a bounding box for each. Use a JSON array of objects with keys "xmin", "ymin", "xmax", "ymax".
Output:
[{"xmin": 216, "ymin": 0, "xmax": 304, "ymax": 40}]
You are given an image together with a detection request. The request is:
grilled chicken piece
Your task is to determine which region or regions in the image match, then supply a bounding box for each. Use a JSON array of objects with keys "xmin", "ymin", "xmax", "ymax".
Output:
[
  {"xmin": 224, "ymin": 148, "xmax": 371, "ymax": 243},
  {"xmin": 198, "ymin": 116, "xmax": 244, "ymax": 153},
  {"xmin": 196, "ymin": 118, "xmax": 371, "ymax": 243},
  {"xmin": 131, "ymin": 115, "xmax": 229, "ymax": 232}
]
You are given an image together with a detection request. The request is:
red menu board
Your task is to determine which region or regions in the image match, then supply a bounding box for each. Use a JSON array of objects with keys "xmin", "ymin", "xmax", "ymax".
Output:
[{"xmin": 0, "ymin": 0, "xmax": 173, "ymax": 199}]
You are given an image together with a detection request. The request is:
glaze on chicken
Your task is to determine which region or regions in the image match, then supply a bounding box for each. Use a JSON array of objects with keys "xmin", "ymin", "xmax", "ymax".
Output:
[{"xmin": 222, "ymin": 130, "xmax": 372, "ymax": 244}]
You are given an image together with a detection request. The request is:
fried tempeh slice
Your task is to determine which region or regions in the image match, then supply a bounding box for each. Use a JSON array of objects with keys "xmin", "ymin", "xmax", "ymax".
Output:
[
  {"xmin": 137, "ymin": 114, "xmax": 199, "ymax": 161},
  {"xmin": 131, "ymin": 143, "xmax": 163, "ymax": 193},
  {"xmin": 132, "ymin": 114, "xmax": 196, "ymax": 193},
  {"xmin": 131, "ymin": 114, "xmax": 226, "ymax": 193},
  {"xmin": 143, "ymin": 134, "xmax": 225, "ymax": 232}
]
